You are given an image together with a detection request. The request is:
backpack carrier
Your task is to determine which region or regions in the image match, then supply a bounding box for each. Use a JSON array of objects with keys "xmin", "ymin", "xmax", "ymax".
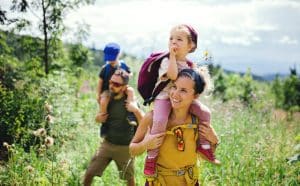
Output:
[{"xmin": 137, "ymin": 52, "xmax": 193, "ymax": 105}]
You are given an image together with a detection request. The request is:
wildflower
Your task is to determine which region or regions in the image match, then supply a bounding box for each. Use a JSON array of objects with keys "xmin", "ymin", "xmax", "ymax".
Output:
[
  {"xmin": 38, "ymin": 144, "xmax": 46, "ymax": 155},
  {"xmin": 3, "ymin": 142, "xmax": 11, "ymax": 149},
  {"xmin": 3, "ymin": 142, "xmax": 8, "ymax": 148},
  {"xmin": 45, "ymin": 114, "xmax": 54, "ymax": 123},
  {"xmin": 25, "ymin": 165, "xmax": 34, "ymax": 173},
  {"xmin": 59, "ymin": 160, "xmax": 69, "ymax": 170},
  {"xmin": 44, "ymin": 101, "xmax": 53, "ymax": 113},
  {"xmin": 45, "ymin": 136, "xmax": 54, "ymax": 147},
  {"xmin": 33, "ymin": 128, "xmax": 47, "ymax": 137}
]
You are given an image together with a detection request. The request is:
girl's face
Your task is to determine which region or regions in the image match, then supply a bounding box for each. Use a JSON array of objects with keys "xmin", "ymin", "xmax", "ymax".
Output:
[
  {"xmin": 169, "ymin": 76, "xmax": 197, "ymax": 109},
  {"xmin": 169, "ymin": 29, "xmax": 193, "ymax": 57}
]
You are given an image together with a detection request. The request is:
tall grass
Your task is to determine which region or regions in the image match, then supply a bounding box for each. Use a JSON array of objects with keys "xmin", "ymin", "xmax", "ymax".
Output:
[
  {"xmin": 199, "ymin": 100, "xmax": 299, "ymax": 185},
  {"xmin": 0, "ymin": 65, "xmax": 299, "ymax": 185}
]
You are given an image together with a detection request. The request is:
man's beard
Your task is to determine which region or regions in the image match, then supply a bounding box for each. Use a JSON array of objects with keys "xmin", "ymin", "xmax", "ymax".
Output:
[{"xmin": 109, "ymin": 90, "xmax": 118, "ymax": 97}]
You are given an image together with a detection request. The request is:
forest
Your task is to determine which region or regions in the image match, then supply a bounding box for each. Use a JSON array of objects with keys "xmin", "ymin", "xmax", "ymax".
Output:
[{"xmin": 0, "ymin": 1, "xmax": 299, "ymax": 185}]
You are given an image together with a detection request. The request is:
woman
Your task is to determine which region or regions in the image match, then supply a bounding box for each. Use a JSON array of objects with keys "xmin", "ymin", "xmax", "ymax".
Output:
[{"xmin": 130, "ymin": 68, "xmax": 219, "ymax": 185}]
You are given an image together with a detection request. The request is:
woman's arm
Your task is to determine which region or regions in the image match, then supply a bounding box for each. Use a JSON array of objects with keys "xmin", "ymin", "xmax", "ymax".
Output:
[{"xmin": 129, "ymin": 112, "xmax": 165, "ymax": 156}]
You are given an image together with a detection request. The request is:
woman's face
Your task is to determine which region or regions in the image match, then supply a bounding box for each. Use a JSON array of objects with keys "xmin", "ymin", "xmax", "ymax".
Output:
[{"xmin": 169, "ymin": 76, "xmax": 197, "ymax": 109}]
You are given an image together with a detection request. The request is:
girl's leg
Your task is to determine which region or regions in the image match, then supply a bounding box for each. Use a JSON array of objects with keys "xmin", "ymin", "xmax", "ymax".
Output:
[
  {"xmin": 144, "ymin": 99, "xmax": 171, "ymax": 176},
  {"xmin": 148, "ymin": 99, "xmax": 171, "ymax": 158},
  {"xmin": 190, "ymin": 101, "xmax": 220, "ymax": 164},
  {"xmin": 190, "ymin": 100, "xmax": 211, "ymax": 145}
]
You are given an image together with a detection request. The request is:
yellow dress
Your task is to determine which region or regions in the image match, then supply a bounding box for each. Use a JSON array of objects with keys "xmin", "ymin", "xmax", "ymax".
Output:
[{"xmin": 146, "ymin": 119, "xmax": 199, "ymax": 186}]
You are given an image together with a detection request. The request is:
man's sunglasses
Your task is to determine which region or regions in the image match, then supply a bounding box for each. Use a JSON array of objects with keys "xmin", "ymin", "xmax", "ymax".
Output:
[{"xmin": 109, "ymin": 80, "xmax": 124, "ymax": 88}]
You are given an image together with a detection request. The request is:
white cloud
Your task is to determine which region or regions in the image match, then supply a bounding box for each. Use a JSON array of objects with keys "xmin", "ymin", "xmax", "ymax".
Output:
[
  {"xmin": 279, "ymin": 36, "xmax": 298, "ymax": 45},
  {"xmin": 1, "ymin": 0, "xmax": 299, "ymax": 75}
]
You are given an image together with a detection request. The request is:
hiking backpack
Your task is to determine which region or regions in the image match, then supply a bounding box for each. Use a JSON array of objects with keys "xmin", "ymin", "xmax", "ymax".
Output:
[{"xmin": 137, "ymin": 52, "xmax": 193, "ymax": 105}]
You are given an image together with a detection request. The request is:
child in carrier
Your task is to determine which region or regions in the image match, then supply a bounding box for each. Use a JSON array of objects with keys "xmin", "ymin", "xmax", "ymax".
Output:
[
  {"xmin": 143, "ymin": 24, "xmax": 220, "ymax": 177},
  {"xmin": 96, "ymin": 42, "xmax": 137, "ymax": 128}
]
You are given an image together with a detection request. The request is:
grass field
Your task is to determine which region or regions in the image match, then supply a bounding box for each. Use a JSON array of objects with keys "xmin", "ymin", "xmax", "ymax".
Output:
[{"xmin": 0, "ymin": 68, "xmax": 299, "ymax": 186}]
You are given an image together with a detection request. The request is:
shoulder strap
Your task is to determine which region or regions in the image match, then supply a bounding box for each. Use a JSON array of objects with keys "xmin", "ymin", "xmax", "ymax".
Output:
[{"xmin": 191, "ymin": 114, "xmax": 197, "ymax": 124}]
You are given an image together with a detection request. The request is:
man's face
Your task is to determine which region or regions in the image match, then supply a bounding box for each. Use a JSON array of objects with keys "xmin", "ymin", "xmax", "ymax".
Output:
[{"xmin": 109, "ymin": 74, "xmax": 126, "ymax": 94}]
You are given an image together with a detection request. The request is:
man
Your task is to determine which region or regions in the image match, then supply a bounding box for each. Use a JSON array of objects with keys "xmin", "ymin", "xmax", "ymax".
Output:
[
  {"xmin": 84, "ymin": 69, "xmax": 144, "ymax": 186},
  {"xmin": 97, "ymin": 42, "xmax": 137, "ymax": 126}
]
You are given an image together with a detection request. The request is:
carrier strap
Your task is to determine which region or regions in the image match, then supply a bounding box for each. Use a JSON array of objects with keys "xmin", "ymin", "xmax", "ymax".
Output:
[{"xmin": 146, "ymin": 164, "xmax": 199, "ymax": 186}]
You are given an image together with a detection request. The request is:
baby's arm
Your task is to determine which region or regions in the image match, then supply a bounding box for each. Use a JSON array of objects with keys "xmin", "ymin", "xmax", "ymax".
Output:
[
  {"xmin": 126, "ymin": 86, "xmax": 135, "ymax": 102},
  {"xmin": 97, "ymin": 77, "xmax": 104, "ymax": 104},
  {"xmin": 100, "ymin": 90, "xmax": 110, "ymax": 114}
]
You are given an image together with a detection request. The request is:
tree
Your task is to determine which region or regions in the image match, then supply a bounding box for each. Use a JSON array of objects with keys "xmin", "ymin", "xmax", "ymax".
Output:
[{"xmin": 1, "ymin": 0, "xmax": 94, "ymax": 74}]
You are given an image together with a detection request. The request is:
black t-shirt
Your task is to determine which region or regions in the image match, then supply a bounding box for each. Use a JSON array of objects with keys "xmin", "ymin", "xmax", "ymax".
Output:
[{"xmin": 104, "ymin": 96, "xmax": 135, "ymax": 145}]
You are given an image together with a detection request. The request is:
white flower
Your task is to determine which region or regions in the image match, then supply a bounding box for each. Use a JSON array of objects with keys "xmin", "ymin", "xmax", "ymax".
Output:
[
  {"xmin": 33, "ymin": 128, "xmax": 47, "ymax": 137},
  {"xmin": 44, "ymin": 136, "xmax": 54, "ymax": 147},
  {"xmin": 44, "ymin": 101, "xmax": 53, "ymax": 113},
  {"xmin": 25, "ymin": 165, "xmax": 34, "ymax": 173},
  {"xmin": 45, "ymin": 114, "xmax": 54, "ymax": 124}
]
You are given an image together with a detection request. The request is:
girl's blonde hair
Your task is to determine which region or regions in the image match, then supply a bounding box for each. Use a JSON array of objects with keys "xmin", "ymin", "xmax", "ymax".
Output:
[
  {"xmin": 170, "ymin": 24, "xmax": 198, "ymax": 53},
  {"xmin": 197, "ymin": 65, "xmax": 214, "ymax": 96}
]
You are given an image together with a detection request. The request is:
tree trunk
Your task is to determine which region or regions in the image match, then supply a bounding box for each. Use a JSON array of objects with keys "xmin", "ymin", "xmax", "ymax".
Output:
[{"xmin": 42, "ymin": 0, "xmax": 49, "ymax": 75}]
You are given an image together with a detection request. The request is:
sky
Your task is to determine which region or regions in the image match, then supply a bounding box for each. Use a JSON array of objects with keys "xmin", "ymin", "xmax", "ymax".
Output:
[{"xmin": 1, "ymin": 0, "xmax": 300, "ymax": 75}]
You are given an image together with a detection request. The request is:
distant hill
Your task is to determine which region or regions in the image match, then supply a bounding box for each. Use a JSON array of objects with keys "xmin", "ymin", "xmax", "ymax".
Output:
[{"xmin": 223, "ymin": 69, "xmax": 288, "ymax": 81}]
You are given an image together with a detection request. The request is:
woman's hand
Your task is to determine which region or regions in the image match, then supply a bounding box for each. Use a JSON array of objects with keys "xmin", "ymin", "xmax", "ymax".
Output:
[{"xmin": 143, "ymin": 128, "xmax": 165, "ymax": 150}]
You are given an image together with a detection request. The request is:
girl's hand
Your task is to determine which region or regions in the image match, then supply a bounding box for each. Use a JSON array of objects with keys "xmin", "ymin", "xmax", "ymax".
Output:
[
  {"xmin": 143, "ymin": 128, "xmax": 165, "ymax": 150},
  {"xmin": 169, "ymin": 45, "xmax": 177, "ymax": 57}
]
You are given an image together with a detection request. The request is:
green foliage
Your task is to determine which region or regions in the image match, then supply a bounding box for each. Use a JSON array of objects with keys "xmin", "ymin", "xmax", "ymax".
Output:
[
  {"xmin": 213, "ymin": 69, "xmax": 227, "ymax": 102},
  {"xmin": 90, "ymin": 48, "xmax": 105, "ymax": 66},
  {"xmin": 272, "ymin": 68, "xmax": 300, "ymax": 113},
  {"xmin": 0, "ymin": 31, "xmax": 12, "ymax": 55},
  {"xmin": 3, "ymin": 0, "xmax": 94, "ymax": 74},
  {"xmin": 69, "ymin": 43, "xmax": 91, "ymax": 67},
  {"xmin": 272, "ymin": 75, "xmax": 284, "ymax": 108},
  {"xmin": 212, "ymin": 68, "xmax": 257, "ymax": 107},
  {"xmin": 0, "ymin": 55, "xmax": 46, "ymax": 151},
  {"xmin": 239, "ymin": 69, "xmax": 256, "ymax": 107},
  {"xmin": 0, "ymin": 30, "xmax": 43, "ymax": 62}
]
